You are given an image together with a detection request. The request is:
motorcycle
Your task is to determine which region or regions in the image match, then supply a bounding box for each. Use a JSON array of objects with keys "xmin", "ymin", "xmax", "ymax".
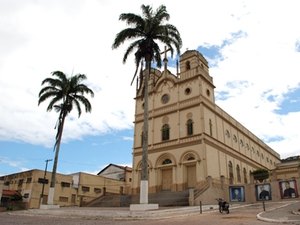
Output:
[{"xmin": 216, "ymin": 198, "xmax": 229, "ymax": 214}]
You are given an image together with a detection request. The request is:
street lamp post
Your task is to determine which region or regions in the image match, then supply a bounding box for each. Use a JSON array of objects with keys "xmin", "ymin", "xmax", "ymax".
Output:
[{"xmin": 40, "ymin": 159, "xmax": 52, "ymax": 206}]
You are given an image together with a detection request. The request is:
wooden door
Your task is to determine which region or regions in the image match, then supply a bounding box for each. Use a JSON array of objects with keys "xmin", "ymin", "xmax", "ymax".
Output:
[
  {"xmin": 187, "ymin": 165, "xmax": 196, "ymax": 188},
  {"xmin": 71, "ymin": 194, "xmax": 76, "ymax": 204},
  {"xmin": 162, "ymin": 168, "xmax": 172, "ymax": 190}
]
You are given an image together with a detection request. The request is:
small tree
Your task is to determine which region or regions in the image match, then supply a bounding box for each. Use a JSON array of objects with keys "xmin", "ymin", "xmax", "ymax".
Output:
[{"xmin": 252, "ymin": 169, "xmax": 269, "ymax": 182}]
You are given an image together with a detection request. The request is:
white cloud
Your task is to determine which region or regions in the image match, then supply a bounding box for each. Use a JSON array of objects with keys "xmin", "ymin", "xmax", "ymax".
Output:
[
  {"xmin": 0, "ymin": 0, "xmax": 300, "ymax": 160},
  {"xmin": 208, "ymin": 1, "xmax": 300, "ymax": 158},
  {"xmin": 0, "ymin": 157, "xmax": 30, "ymax": 176}
]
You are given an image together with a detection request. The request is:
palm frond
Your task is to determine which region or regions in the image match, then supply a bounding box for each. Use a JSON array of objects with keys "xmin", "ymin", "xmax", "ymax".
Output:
[
  {"xmin": 119, "ymin": 13, "xmax": 143, "ymax": 26},
  {"xmin": 112, "ymin": 4, "xmax": 182, "ymax": 85}
]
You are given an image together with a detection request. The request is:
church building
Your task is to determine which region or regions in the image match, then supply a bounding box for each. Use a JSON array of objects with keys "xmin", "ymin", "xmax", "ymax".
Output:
[{"xmin": 131, "ymin": 50, "xmax": 281, "ymax": 203}]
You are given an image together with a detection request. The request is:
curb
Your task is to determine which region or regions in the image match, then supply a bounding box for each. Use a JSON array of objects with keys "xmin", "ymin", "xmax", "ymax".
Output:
[{"xmin": 257, "ymin": 202, "xmax": 300, "ymax": 223}]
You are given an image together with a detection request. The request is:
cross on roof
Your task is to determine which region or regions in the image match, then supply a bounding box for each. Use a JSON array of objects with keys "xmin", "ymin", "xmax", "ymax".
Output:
[{"xmin": 160, "ymin": 46, "xmax": 171, "ymax": 71}]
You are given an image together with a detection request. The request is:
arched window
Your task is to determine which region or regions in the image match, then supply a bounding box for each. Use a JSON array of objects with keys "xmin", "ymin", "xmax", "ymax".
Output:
[
  {"xmin": 140, "ymin": 131, "xmax": 143, "ymax": 146},
  {"xmin": 240, "ymin": 139, "xmax": 244, "ymax": 147},
  {"xmin": 185, "ymin": 61, "xmax": 191, "ymax": 70},
  {"xmin": 186, "ymin": 119, "xmax": 193, "ymax": 136},
  {"xmin": 162, "ymin": 124, "xmax": 170, "ymax": 141},
  {"xmin": 209, "ymin": 119, "xmax": 213, "ymax": 136},
  {"xmin": 236, "ymin": 165, "xmax": 241, "ymax": 183},
  {"xmin": 162, "ymin": 159, "xmax": 172, "ymax": 165},
  {"xmin": 187, "ymin": 156, "xmax": 195, "ymax": 161},
  {"xmin": 225, "ymin": 130, "xmax": 230, "ymax": 138},
  {"xmin": 228, "ymin": 161, "xmax": 234, "ymax": 184},
  {"xmin": 243, "ymin": 168, "xmax": 247, "ymax": 184},
  {"xmin": 233, "ymin": 135, "xmax": 237, "ymax": 143}
]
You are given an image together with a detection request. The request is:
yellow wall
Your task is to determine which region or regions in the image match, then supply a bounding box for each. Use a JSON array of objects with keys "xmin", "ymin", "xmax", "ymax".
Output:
[
  {"xmin": 1, "ymin": 169, "xmax": 131, "ymax": 209},
  {"xmin": 131, "ymin": 50, "xmax": 281, "ymax": 195}
]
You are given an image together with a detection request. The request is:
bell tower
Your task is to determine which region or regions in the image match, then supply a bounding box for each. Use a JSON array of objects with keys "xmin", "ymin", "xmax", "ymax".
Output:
[{"xmin": 179, "ymin": 50, "xmax": 215, "ymax": 104}]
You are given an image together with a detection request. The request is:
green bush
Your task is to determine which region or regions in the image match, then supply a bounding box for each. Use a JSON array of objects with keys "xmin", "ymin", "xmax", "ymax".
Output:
[{"xmin": 252, "ymin": 169, "xmax": 269, "ymax": 182}]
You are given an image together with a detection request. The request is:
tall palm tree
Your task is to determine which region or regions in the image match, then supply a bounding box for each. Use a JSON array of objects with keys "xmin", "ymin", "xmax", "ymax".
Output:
[
  {"xmin": 112, "ymin": 4, "xmax": 182, "ymax": 204},
  {"xmin": 38, "ymin": 71, "xmax": 94, "ymax": 205}
]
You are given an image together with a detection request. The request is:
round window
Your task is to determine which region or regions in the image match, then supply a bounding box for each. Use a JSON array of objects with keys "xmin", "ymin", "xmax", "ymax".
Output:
[
  {"xmin": 185, "ymin": 87, "xmax": 191, "ymax": 95},
  {"xmin": 161, "ymin": 94, "xmax": 170, "ymax": 104}
]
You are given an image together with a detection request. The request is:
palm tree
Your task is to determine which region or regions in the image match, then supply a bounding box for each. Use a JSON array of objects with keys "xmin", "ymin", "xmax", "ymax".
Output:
[
  {"xmin": 112, "ymin": 4, "xmax": 182, "ymax": 204},
  {"xmin": 38, "ymin": 71, "xmax": 94, "ymax": 205}
]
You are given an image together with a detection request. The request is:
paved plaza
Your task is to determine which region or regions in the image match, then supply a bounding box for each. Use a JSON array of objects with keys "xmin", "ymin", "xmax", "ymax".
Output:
[{"xmin": 1, "ymin": 201, "xmax": 299, "ymax": 225}]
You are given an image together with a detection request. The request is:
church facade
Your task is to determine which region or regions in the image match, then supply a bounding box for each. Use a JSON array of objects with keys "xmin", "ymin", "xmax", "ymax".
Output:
[{"xmin": 131, "ymin": 50, "xmax": 281, "ymax": 200}]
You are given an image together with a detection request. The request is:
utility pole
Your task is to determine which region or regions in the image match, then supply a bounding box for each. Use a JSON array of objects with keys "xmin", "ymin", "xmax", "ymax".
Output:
[{"xmin": 40, "ymin": 159, "xmax": 52, "ymax": 206}]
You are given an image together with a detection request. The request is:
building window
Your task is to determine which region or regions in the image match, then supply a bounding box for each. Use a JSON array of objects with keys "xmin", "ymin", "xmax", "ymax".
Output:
[
  {"xmin": 38, "ymin": 178, "xmax": 49, "ymax": 184},
  {"xmin": 94, "ymin": 188, "xmax": 102, "ymax": 193},
  {"xmin": 23, "ymin": 193, "xmax": 29, "ymax": 198},
  {"xmin": 209, "ymin": 119, "xmax": 213, "ymax": 136},
  {"xmin": 225, "ymin": 130, "xmax": 230, "ymax": 138},
  {"xmin": 228, "ymin": 161, "xmax": 234, "ymax": 184},
  {"xmin": 59, "ymin": 196, "xmax": 68, "ymax": 202},
  {"xmin": 186, "ymin": 61, "xmax": 191, "ymax": 70},
  {"xmin": 185, "ymin": 87, "xmax": 191, "ymax": 95},
  {"xmin": 186, "ymin": 119, "xmax": 193, "ymax": 136},
  {"xmin": 206, "ymin": 89, "xmax": 210, "ymax": 97},
  {"xmin": 187, "ymin": 156, "xmax": 195, "ymax": 161},
  {"xmin": 240, "ymin": 139, "xmax": 244, "ymax": 147},
  {"xmin": 26, "ymin": 178, "xmax": 32, "ymax": 183},
  {"xmin": 236, "ymin": 165, "xmax": 241, "ymax": 183},
  {"xmin": 162, "ymin": 124, "xmax": 170, "ymax": 141},
  {"xmin": 161, "ymin": 94, "xmax": 170, "ymax": 104},
  {"xmin": 140, "ymin": 131, "xmax": 143, "ymax": 146},
  {"xmin": 162, "ymin": 159, "xmax": 172, "ymax": 165},
  {"xmin": 243, "ymin": 168, "xmax": 248, "ymax": 184},
  {"xmin": 18, "ymin": 179, "xmax": 24, "ymax": 187},
  {"xmin": 61, "ymin": 182, "xmax": 71, "ymax": 188},
  {"xmin": 233, "ymin": 135, "xmax": 237, "ymax": 143},
  {"xmin": 82, "ymin": 186, "xmax": 90, "ymax": 192}
]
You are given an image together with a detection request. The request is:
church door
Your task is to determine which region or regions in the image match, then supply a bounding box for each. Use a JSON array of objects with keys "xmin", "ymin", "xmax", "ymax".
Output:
[
  {"xmin": 162, "ymin": 168, "xmax": 172, "ymax": 190},
  {"xmin": 187, "ymin": 165, "xmax": 196, "ymax": 188}
]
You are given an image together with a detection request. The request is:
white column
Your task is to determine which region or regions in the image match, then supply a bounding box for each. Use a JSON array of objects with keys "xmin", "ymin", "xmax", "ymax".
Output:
[
  {"xmin": 139, "ymin": 180, "xmax": 148, "ymax": 204},
  {"xmin": 47, "ymin": 187, "xmax": 55, "ymax": 205}
]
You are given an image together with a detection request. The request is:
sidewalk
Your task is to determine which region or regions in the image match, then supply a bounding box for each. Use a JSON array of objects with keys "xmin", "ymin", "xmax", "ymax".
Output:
[
  {"xmin": 257, "ymin": 200, "xmax": 300, "ymax": 223},
  {"xmin": 8, "ymin": 205, "xmax": 215, "ymax": 219}
]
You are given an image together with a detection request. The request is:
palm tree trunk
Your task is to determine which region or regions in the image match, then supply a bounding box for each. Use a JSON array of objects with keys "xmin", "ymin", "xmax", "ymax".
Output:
[
  {"xmin": 140, "ymin": 59, "xmax": 150, "ymax": 204},
  {"xmin": 47, "ymin": 112, "xmax": 66, "ymax": 205}
]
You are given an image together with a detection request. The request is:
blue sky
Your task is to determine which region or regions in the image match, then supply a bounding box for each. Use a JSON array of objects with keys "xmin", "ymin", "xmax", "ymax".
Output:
[
  {"xmin": 0, "ymin": 129, "xmax": 133, "ymax": 175},
  {"xmin": 1, "ymin": 0, "xmax": 300, "ymax": 176}
]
